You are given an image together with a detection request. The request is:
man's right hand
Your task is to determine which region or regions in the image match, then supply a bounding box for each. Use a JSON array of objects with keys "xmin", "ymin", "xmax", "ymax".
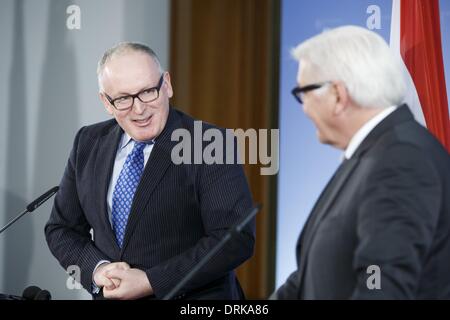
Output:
[{"xmin": 93, "ymin": 262, "xmax": 130, "ymax": 290}]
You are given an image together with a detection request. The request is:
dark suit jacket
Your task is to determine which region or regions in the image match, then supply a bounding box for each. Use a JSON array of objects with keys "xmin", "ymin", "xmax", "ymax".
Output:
[
  {"xmin": 45, "ymin": 107, "xmax": 255, "ymax": 299},
  {"xmin": 275, "ymin": 105, "xmax": 450, "ymax": 299}
]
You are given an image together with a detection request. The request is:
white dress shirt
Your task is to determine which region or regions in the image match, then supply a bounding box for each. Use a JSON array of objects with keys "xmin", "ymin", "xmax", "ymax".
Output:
[
  {"xmin": 344, "ymin": 106, "xmax": 397, "ymax": 160},
  {"xmin": 106, "ymin": 133, "xmax": 155, "ymax": 225}
]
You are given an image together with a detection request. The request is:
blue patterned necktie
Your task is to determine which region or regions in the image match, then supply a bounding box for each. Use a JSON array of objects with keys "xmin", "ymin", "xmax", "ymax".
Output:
[{"xmin": 111, "ymin": 141, "xmax": 147, "ymax": 248}]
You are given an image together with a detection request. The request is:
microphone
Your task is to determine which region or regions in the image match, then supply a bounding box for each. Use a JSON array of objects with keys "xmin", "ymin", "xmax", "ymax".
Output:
[
  {"xmin": 26, "ymin": 186, "xmax": 59, "ymax": 212},
  {"xmin": 22, "ymin": 286, "xmax": 41, "ymax": 300},
  {"xmin": 22, "ymin": 286, "xmax": 51, "ymax": 300},
  {"xmin": 0, "ymin": 186, "xmax": 59, "ymax": 235},
  {"xmin": 35, "ymin": 289, "xmax": 52, "ymax": 300},
  {"xmin": 162, "ymin": 204, "xmax": 262, "ymax": 300}
]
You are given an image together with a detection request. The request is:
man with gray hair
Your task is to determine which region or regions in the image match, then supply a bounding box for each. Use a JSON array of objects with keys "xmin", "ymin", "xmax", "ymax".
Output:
[
  {"xmin": 273, "ymin": 25, "xmax": 450, "ymax": 299},
  {"xmin": 45, "ymin": 42, "xmax": 255, "ymax": 300}
]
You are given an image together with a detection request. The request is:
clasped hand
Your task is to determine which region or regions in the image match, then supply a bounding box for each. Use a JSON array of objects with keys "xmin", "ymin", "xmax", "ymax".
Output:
[{"xmin": 93, "ymin": 262, "xmax": 153, "ymax": 300}]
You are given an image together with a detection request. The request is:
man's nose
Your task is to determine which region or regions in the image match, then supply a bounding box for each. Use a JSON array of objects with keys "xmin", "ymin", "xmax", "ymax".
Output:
[{"xmin": 133, "ymin": 98, "xmax": 146, "ymax": 114}]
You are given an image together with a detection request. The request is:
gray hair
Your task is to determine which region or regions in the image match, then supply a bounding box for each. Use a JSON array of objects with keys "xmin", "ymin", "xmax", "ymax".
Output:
[
  {"xmin": 97, "ymin": 42, "xmax": 164, "ymax": 90},
  {"xmin": 292, "ymin": 25, "xmax": 406, "ymax": 109}
]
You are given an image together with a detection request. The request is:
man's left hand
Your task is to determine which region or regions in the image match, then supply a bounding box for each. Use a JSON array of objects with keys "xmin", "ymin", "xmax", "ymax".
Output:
[{"xmin": 103, "ymin": 268, "xmax": 153, "ymax": 300}]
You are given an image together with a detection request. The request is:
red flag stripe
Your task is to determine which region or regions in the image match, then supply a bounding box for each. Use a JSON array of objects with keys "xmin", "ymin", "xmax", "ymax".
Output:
[{"xmin": 400, "ymin": 0, "xmax": 450, "ymax": 152}]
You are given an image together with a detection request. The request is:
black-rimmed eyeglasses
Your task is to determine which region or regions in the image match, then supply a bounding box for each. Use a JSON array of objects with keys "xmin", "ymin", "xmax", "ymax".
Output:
[
  {"xmin": 105, "ymin": 74, "xmax": 165, "ymax": 111},
  {"xmin": 291, "ymin": 82, "xmax": 331, "ymax": 104}
]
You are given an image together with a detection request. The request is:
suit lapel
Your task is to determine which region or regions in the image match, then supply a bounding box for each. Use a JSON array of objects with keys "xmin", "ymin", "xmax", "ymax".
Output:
[
  {"xmin": 94, "ymin": 123, "xmax": 123, "ymax": 253},
  {"xmin": 297, "ymin": 157, "xmax": 360, "ymax": 287},
  {"xmin": 120, "ymin": 108, "xmax": 182, "ymax": 254}
]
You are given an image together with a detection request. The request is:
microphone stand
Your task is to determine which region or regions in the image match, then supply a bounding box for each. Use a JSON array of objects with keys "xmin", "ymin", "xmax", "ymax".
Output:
[
  {"xmin": 0, "ymin": 186, "xmax": 58, "ymax": 300},
  {"xmin": 0, "ymin": 209, "xmax": 29, "ymax": 235},
  {"xmin": 0, "ymin": 186, "xmax": 59, "ymax": 235},
  {"xmin": 163, "ymin": 204, "xmax": 261, "ymax": 300}
]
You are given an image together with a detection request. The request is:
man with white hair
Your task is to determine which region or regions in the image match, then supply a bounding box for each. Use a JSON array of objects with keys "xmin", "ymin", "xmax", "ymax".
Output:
[{"xmin": 273, "ymin": 25, "xmax": 450, "ymax": 299}]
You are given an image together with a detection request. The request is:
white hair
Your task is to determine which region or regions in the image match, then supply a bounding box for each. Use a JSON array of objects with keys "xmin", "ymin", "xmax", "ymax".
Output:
[
  {"xmin": 292, "ymin": 25, "xmax": 406, "ymax": 109},
  {"xmin": 97, "ymin": 42, "xmax": 164, "ymax": 91}
]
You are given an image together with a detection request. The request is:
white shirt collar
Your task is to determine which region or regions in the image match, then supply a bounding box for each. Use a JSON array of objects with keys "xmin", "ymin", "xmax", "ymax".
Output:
[
  {"xmin": 119, "ymin": 132, "xmax": 154, "ymax": 150},
  {"xmin": 344, "ymin": 106, "xmax": 397, "ymax": 160},
  {"xmin": 119, "ymin": 132, "xmax": 133, "ymax": 150}
]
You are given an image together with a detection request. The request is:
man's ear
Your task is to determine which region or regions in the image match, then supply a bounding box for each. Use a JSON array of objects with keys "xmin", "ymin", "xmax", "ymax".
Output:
[
  {"xmin": 99, "ymin": 92, "xmax": 114, "ymax": 115},
  {"xmin": 164, "ymin": 72, "xmax": 174, "ymax": 99},
  {"xmin": 333, "ymin": 81, "xmax": 349, "ymax": 115}
]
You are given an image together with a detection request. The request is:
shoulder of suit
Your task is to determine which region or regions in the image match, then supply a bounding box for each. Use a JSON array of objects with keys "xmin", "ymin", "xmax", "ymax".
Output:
[
  {"xmin": 172, "ymin": 107, "xmax": 226, "ymax": 134},
  {"xmin": 377, "ymin": 119, "xmax": 446, "ymax": 156},
  {"xmin": 364, "ymin": 119, "xmax": 449, "ymax": 174},
  {"xmin": 77, "ymin": 118, "xmax": 118, "ymax": 140}
]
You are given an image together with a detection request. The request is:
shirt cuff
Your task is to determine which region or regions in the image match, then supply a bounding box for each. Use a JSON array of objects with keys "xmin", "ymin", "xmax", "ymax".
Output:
[{"xmin": 91, "ymin": 260, "xmax": 111, "ymax": 294}]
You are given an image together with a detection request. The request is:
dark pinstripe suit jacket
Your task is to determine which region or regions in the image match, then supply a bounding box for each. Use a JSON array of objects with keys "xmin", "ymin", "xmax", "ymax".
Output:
[{"xmin": 45, "ymin": 107, "xmax": 255, "ymax": 299}]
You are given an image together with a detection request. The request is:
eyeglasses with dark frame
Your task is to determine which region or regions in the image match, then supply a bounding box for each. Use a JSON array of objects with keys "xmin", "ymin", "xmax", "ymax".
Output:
[
  {"xmin": 291, "ymin": 82, "xmax": 331, "ymax": 104},
  {"xmin": 105, "ymin": 74, "xmax": 165, "ymax": 111}
]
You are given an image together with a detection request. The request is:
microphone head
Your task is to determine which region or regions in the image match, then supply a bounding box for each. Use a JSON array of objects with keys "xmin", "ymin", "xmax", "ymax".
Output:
[
  {"xmin": 22, "ymin": 286, "xmax": 42, "ymax": 300},
  {"xmin": 22, "ymin": 286, "xmax": 51, "ymax": 300},
  {"xmin": 26, "ymin": 186, "xmax": 59, "ymax": 213},
  {"xmin": 34, "ymin": 290, "xmax": 51, "ymax": 300}
]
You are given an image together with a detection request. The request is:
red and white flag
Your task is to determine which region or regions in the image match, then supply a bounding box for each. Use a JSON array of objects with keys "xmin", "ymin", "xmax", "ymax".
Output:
[{"xmin": 390, "ymin": 0, "xmax": 450, "ymax": 152}]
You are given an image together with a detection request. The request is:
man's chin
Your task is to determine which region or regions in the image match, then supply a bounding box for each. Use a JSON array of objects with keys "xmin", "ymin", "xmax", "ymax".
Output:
[
  {"xmin": 317, "ymin": 132, "xmax": 333, "ymax": 146},
  {"xmin": 129, "ymin": 128, "xmax": 158, "ymax": 142}
]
